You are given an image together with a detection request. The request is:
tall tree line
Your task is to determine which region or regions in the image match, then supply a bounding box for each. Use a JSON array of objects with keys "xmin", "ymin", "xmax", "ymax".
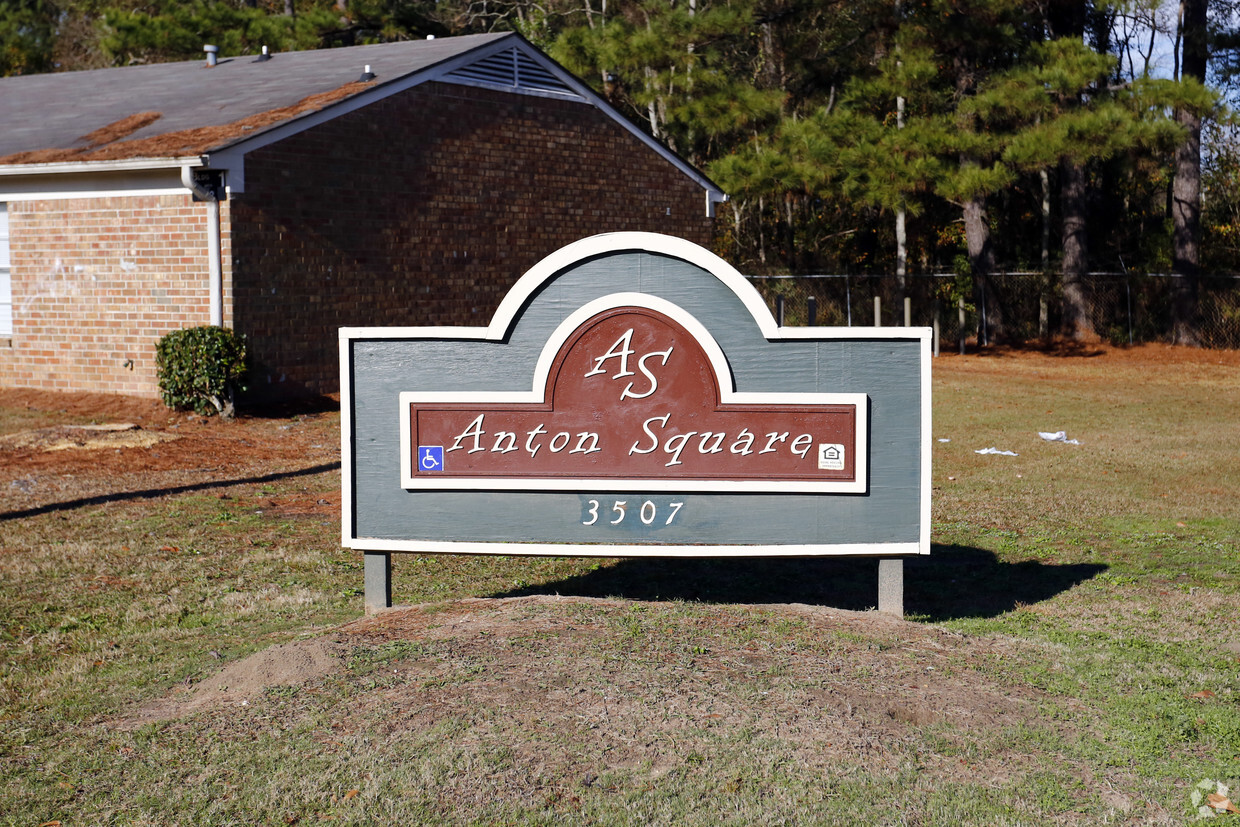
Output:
[{"xmin": 3, "ymin": 0, "xmax": 1237, "ymax": 342}]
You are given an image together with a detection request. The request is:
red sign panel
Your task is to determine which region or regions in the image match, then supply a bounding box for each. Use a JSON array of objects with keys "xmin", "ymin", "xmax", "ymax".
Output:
[{"xmin": 402, "ymin": 305, "xmax": 866, "ymax": 492}]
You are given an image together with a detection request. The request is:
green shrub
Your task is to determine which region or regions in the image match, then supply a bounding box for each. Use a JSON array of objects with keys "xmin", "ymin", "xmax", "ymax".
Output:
[{"xmin": 155, "ymin": 326, "xmax": 248, "ymax": 417}]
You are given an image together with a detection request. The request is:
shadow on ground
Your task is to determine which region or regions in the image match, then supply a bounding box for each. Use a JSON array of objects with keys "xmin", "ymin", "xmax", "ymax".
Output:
[
  {"xmin": 0, "ymin": 462, "xmax": 340, "ymax": 522},
  {"xmin": 494, "ymin": 544, "xmax": 1107, "ymax": 622}
]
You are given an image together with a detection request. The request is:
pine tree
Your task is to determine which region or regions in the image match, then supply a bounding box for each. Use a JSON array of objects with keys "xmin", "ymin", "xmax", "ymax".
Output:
[
  {"xmin": 0, "ymin": 0, "xmax": 57, "ymax": 76},
  {"xmin": 772, "ymin": 1, "xmax": 1194, "ymax": 343},
  {"xmin": 1172, "ymin": 0, "xmax": 1208, "ymax": 346}
]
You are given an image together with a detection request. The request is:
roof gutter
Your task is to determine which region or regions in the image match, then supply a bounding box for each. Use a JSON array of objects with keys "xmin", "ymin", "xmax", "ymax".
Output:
[
  {"xmin": 181, "ymin": 165, "xmax": 224, "ymax": 328},
  {"xmin": 0, "ymin": 157, "xmax": 203, "ymax": 176}
]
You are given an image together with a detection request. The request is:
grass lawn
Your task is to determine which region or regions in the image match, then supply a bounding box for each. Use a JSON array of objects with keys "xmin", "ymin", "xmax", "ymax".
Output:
[{"xmin": 1, "ymin": 345, "xmax": 1237, "ymax": 825}]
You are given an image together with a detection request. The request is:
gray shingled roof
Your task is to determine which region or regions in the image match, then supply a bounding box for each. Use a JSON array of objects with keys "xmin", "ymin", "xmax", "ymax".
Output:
[{"xmin": 0, "ymin": 33, "xmax": 514, "ymax": 161}]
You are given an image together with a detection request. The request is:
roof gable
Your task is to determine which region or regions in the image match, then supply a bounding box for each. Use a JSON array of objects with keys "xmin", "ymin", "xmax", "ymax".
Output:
[
  {"xmin": 443, "ymin": 45, "xmax": 582, "ymax": 99},
  {"xmin": 0, "ymin": 33, "xmax": 724, "ymax": 211}
]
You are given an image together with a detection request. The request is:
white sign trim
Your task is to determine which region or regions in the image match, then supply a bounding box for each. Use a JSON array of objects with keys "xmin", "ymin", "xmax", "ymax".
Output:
[
  {"xmin": 340, "ymin": 232, "xmax": 932, "ymax": 557},
  {"xmin": 348, "ymin": 537, "xmax": 922, "ymax": 557}
]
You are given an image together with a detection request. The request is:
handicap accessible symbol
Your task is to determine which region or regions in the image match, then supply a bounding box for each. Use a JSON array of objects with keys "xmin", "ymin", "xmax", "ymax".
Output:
[{"xmin": 419, "ymin": 446, "xmax": 444, "ymax": 472}]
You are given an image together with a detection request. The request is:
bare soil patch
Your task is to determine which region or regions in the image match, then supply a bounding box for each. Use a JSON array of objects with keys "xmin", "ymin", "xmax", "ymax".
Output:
[{"xmin": 0, "ymin": 422, "xmax": 178, "ymax": 453}]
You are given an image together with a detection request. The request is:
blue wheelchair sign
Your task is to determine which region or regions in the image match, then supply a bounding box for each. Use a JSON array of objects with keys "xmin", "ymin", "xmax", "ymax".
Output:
[{"xmin": 418, "ymin": 446, "xmax": 444, "ymax": 472}]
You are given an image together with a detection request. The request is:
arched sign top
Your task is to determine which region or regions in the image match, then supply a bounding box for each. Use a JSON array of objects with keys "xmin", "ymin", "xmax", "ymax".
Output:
[{"xmin": 489, "ymin": 232, "xmax": 778, "ymax": 341}]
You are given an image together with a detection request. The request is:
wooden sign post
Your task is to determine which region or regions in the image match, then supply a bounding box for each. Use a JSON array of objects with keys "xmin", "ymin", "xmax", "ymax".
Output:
[{"xmin": 341, "ymin": 233, "xmax": 930, "ymax": 615}]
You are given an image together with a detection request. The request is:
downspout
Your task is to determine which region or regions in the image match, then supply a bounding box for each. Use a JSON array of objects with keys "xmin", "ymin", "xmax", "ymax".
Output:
[{"xmin": 181, "ymin": 166, "xmax": 224, "ymax": 327}]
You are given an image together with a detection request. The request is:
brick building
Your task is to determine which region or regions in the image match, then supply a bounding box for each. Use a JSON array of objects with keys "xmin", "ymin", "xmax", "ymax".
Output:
[{"xmin": 0, "ymin": 33, "xmax": 723, "ymax": 399}]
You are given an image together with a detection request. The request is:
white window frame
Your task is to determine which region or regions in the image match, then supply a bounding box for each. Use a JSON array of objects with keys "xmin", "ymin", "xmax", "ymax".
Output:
[{"xmin": 0, "ymin": 203, "xmax": 11, "ymax": 338}]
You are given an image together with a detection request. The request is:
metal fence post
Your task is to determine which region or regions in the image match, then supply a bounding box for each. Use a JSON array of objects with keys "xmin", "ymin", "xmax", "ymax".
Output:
[
  {"xmin": 1039, "ymin": 272, "xmax": 1049, "ymax": 340},
  {"xmin": 1126, "ymin": 275, "xmax": 1134, "ymax": 345},
  {"xmin": 846, "ymin": 276, "xmax": 853, "ymax": 326}
]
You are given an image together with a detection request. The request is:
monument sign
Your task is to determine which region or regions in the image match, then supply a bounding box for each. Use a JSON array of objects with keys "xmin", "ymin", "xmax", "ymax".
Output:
[{"xmin": 341, "ymin": 233, "xmax": 930, "ymax": 615}]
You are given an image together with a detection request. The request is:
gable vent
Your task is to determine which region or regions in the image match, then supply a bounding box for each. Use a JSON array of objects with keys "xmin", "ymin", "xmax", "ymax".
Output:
[{"xmin": 445, "ymin": 47, "xmax": 583, "ymax": 99}]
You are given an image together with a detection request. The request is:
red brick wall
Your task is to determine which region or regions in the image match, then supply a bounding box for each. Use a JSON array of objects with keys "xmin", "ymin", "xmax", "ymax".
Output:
[
  {"xmin": 230, "ymin": 82, "xmax": 715, "ymax": 397},
  {"xmin": 0, "ymin": 195, "xmax": 232, "ymax": 397},
  {"xmin": 0, "ymin": 83, "xmax": 715, "ymax": 401}
]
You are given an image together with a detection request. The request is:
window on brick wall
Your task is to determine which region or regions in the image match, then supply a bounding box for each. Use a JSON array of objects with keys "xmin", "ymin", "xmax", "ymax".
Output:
[{"xmin": 0, "ymin": 204, "xmax": 10, "ymax": 337}]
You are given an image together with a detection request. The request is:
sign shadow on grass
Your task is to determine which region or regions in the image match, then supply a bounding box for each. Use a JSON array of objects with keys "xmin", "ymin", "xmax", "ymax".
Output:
[{"xmin": 493, "ymin": 544, "xmax": 1107, "ymax": 622}]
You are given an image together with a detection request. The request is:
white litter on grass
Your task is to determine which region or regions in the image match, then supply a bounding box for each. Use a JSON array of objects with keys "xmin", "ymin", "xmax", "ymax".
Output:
[
  {"xmin": 938, "ymin": 438, "xmax": 951, "ymax": 443},
  {"xmin": 975, "ymin": 447, "xmax": 1019, "ymax": 456},
  {"xmin": 1039, "ymin": 430, "xmax": 1081, "ymax": 444}
]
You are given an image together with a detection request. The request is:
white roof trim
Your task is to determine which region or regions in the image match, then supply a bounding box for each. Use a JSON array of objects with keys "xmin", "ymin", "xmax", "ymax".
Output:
[
  {"xmin": 0, "ymin": 187, "xmax": 189, "ymax": 202},
  {"xmin": 0, "ymin": 161, "xmax": 202, "ymax": 201},
  {"xmin": 0, "ymin": 157, "xmax": 202, "ymax": 176}
]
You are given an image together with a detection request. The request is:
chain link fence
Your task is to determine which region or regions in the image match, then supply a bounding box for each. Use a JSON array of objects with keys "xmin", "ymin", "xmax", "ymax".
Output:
[{"xmin": 747, "ymin": 272, "xmax": 1240, "ymax": 350}]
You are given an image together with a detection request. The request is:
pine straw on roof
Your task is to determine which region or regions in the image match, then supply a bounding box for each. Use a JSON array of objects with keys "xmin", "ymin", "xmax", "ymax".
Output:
[
  {"xmin": 78, "ymin": 112, "xmax": 164, "ymax": 148},
  {"xmin": 0, "ymin": 81, "xmax": 375, "ymax": 166}
]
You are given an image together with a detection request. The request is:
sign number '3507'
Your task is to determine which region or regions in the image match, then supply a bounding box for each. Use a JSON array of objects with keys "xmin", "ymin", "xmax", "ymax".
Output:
[{"xmin": 583, "ymin": 499, "xmax": 684, "ymax": 526}]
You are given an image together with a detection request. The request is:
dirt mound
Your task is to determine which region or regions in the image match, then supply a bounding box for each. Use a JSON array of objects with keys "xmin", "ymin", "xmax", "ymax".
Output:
[
  {"xmin": 120, "ymin": 596, "xmax": 1039, "ymax": 784},
  {"xmin": 122, "ymin": 638, "xmax": 347, "ymax": 727},
  {"xmin": 341, "ymin": 598, "xmax": 1034, "ymax": 778}
]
